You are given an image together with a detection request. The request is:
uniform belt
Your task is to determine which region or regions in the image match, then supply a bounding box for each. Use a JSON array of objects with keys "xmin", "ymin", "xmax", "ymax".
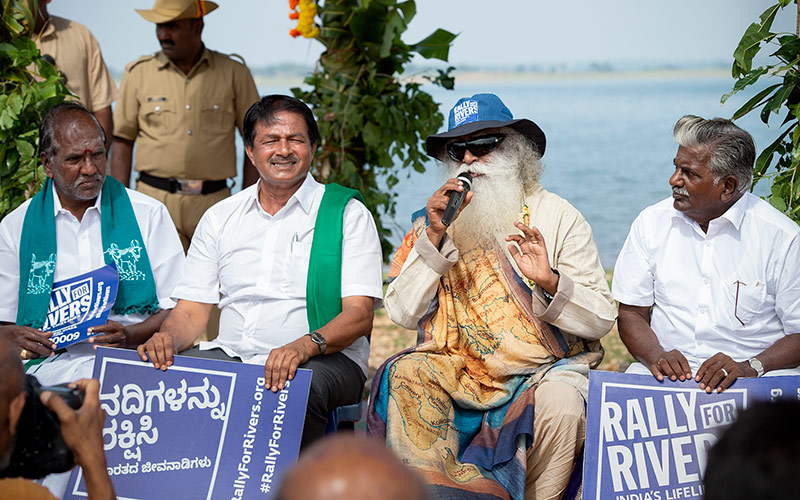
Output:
[{"xmin": 138, "ymin": 172, "xmax": 228, "ymax": 195}]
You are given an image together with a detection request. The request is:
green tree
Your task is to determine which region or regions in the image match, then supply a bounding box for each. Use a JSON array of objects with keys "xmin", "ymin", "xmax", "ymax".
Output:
[
  {"xmin": 0, "ymin": 0, "xmax": 69, "ymax": 219},
  {"xmin": 724, "ymin": 0, "xmax": 800, "ymax": 223},
  {"xmin": 290, "ymin": 0, "xmax": 456, "ymax": 259}
]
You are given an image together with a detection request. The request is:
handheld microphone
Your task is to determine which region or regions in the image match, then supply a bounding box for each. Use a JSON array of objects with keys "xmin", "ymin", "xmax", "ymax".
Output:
[{"xmin": 441, "ymin": 172, "xmax": 472, "ymax": 226}]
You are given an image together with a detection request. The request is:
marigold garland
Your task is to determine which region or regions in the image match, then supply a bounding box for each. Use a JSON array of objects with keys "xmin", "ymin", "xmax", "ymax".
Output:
[{"xmin": 288, "ymin": 0, "xmax": 319, "ymax": 38}]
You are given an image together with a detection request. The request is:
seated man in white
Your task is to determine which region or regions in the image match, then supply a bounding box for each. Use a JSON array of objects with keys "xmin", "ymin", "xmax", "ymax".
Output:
[
  {"xmin": 0, "ymin": 102, "xmax": 184, "ymax": 386},
  {"xmin": 138, "ymin": 95, "xmax": 383, "ymax": 449},
  {"xmin": 613, "ymin": 115, "xmax": 800, "ymax": 392}
]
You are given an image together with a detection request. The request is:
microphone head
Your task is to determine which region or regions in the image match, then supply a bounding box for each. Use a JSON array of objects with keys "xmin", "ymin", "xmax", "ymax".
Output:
[{"xmin": 457, "ymin": 172, "xmax": 473, "ymax": 191}]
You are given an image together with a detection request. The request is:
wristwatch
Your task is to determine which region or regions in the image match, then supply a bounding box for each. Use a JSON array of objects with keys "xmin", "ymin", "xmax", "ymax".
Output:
[
  {"xmin": 307, "ymin": 331, "xmax": 327, "ymax": 355},
  {"xmin": 747, "ymin": 357, "xmax": 764, "ymax": 377}
]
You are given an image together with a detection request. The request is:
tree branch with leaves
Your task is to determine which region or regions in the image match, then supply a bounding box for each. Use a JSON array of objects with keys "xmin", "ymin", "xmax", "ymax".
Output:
[
  {"xmin": 0, "ymin": 0, "xmax": 70, "ymax": 219},
  {"xmin": 288, "ymin": 0, "xmax": 456, "ymax": 260},
  {"xmin": 723, "ymin": 0, "xmax": 800, "ymax": 222}
]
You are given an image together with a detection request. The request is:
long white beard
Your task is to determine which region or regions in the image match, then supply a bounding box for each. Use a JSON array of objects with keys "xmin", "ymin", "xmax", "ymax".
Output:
[{"xmin": 445, "ymin": 153, "xmax": 526, "ymax": 251}]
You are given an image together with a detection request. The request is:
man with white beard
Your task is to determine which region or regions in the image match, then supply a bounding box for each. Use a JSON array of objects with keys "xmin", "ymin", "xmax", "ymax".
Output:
[{"xmin": 367, "ymin": 94, "xmax": 617, "ymax": 500}]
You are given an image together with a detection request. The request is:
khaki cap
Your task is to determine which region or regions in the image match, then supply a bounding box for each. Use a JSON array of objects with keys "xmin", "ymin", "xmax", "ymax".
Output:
[{"xmin": 136, "ymin": 0, "xmax": 219, "ymax": 23}]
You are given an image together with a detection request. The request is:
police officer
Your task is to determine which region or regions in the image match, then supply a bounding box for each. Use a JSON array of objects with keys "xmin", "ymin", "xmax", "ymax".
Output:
[{"xmin": 110, "ymin": 0, "xmax": 260, "ymax": 250}]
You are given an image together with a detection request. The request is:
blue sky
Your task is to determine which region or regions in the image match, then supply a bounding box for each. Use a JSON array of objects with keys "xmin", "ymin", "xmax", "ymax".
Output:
[{"xmin": 49, "ymin": 0, "xmax": 793, "ymax": 72}]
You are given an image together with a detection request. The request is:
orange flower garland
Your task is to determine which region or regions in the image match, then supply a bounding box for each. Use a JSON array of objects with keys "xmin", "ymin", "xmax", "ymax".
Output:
[{"xmin": 288, "ymin": 0, "xmax": 319, "ymax": 38}]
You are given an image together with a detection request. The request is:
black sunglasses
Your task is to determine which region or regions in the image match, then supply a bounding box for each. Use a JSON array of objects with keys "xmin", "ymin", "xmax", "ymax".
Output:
[{"xmin": 447, "ymin": 134, "xmax": 505, "ymax": 162}]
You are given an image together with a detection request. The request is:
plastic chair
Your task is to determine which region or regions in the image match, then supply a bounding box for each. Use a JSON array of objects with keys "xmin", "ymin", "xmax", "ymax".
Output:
[
  {"xmin": 325, "ymin": 335, "xmax": 370, "ymax": 433},
  {"xmin": 325, "ymin": 401, "xmax": 363, "ymax": 433}
]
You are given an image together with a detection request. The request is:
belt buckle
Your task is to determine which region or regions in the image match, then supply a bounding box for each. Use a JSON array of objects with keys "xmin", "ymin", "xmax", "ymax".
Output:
[{"xmin": 176, "ymin": 179, "xmax": 204, "ymax": 194}]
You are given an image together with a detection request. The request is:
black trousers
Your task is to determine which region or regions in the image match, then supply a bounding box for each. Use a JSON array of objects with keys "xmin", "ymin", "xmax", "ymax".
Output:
[{"xmin": 181, "ymin": 346, "xmax": 365, "ymax": 449}]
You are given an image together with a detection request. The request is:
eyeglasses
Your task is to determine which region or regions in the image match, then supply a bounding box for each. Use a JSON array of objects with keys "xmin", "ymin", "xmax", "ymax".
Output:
[{"xmin": 446, "ymin": 134, "xmax": 505, "ymax": 162}]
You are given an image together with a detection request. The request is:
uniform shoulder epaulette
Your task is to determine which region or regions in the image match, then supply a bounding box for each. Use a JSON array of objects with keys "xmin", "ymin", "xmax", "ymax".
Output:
[
  {"xmin": 227, "ymin": 52, "xmax": 249, "ymax": 67},
  {"xmin": 125, "ymin": 53, "xmax": 158, "ymax": 72}
]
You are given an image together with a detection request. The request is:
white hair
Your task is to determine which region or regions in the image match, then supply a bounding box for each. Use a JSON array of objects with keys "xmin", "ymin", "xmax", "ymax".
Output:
[{"xmin": 442, "ymin": 128, "xmax": 545, "ymax": 251}]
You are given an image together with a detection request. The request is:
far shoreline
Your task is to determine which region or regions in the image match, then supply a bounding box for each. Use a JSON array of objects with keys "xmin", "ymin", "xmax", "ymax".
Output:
[{"xmin": 250, "ymin": 67, "xmax": 733, "ymax": 89}]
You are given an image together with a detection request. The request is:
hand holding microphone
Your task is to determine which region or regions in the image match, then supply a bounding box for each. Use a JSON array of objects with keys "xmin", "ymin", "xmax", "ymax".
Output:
[
  {"xmin": 424, "ymin": 173, "xmax": 473, "ymax": 249},
  {"xmin": 441, "ymin": 172, "xmax": 472, "ymax": 226}
]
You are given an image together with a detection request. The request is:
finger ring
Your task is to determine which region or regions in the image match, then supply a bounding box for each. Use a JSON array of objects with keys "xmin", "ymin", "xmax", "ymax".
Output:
[
  {"xmin": 721, "ymin": 368, "xmax": 729, "ymax": 377},
  {"xmin": 20, "ymin": 348, "xmax": 27, "ymax": 359}
]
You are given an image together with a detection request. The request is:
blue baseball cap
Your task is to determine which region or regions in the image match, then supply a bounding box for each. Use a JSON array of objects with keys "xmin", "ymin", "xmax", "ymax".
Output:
[{"xmin": 425, "ymin": 93, "xmax": 546, "ymax": 159}]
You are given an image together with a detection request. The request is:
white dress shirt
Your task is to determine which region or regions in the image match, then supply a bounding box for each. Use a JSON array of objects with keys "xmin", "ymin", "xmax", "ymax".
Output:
[
  {"xmin": 612, "ymin": 193, "xmax": 800, "ymax": 373},
  {"xmin": 0, "ymin": 182, "xmax": 185, "ymax": 384},
  {"xmin": 174, "ymin": 173, "xmax": 383, "ymax": 375}
]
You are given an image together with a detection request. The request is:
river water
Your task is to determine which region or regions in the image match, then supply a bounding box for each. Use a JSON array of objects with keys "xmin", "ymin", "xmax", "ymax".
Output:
[{"xmin": 258, "ymin": 72, "xmax": 783, "ymax": 268}]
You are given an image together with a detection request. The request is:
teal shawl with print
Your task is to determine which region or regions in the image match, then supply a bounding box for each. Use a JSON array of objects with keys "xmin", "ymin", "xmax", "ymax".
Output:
[{"xmin": 16, "ymin": 177, "xmax": 160, "ymax": 329}]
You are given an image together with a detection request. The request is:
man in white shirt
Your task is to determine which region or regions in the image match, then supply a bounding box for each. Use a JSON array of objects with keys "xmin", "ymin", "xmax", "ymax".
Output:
[
  {"xmin": 612, "ymin": 115, "xmax": 800, "ymax": 393},
  {"xmin": 137, "ymin": 95, "xmax": 383, "ymax": 448},
  {"xmin": 0, "ymin": 102, "xmax": 184, "ymax": 387}
]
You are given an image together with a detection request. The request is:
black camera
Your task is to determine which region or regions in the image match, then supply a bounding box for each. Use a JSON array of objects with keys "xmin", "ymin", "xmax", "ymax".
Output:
[{"xmin": 0, "ymin": 375, "xmax": 84, "ymax": 479}]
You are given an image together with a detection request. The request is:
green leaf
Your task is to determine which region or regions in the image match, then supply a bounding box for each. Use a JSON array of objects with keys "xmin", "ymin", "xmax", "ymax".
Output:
[
  {"xmin": 411, "ymin": 29, "xmax": 457, "ymax": 61},
  {"xmin": 769, "ymin": 195, "xmax": 788, "ymax": 211},
  {"xmin": 763, "ymin": 83, "xmax": 796, "ymax": 118},
  {"xmin": 755, "ymin": 128, "xmax": 792, "ymax": 178},
  {"xmin": 727, "ymin": 83, "xmax": 780, "ymax": 117},
  {"xmin": 732, "ymin": 4, "xmax": 781, "ymax": 77},
  {"xmin": 396, "ymin": 1, "xmax": 416, "ymax": 23},
  {"xmin": 722, "ymin": 67, "xmax": 770, "ymax": 104},
  {"xmin": 380, "ymin": 11, "xmax": 405, "ymax": 59}
]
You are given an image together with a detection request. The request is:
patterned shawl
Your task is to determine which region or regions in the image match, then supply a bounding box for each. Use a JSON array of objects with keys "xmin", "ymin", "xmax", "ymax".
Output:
[{"xmin": 368, "ymin": 214, "xmax": 601, "ymax": 499}]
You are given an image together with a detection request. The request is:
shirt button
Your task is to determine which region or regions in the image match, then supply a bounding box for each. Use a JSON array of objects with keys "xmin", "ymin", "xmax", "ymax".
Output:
[
  {"xmin": 154, "ymin": 105, "xmax": 161, "ymax": 112},
  {"xmin": 703, "ymin": 279, "xmax": 709, "ymax": 285},
  {"xmin": 185, "ymin": 78, "xmax": 191, "ymax": 84},
  {"xmin": 213, "ymin": 104, "xmax": 219, "ymax": 110},
  {"xmin": 187, "ymin": 129, "xmax": 193, "ymax": 135},
  {"xmin": 185, "ymin": 104, "xmax": 191, "ymax": 110}
]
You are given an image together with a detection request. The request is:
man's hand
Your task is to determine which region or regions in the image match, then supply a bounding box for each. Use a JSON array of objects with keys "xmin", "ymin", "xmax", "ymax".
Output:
[
  {"xmin": 40, "ymin": 378, "xmax": 115, "ymax": 500},
  {"xmin": 87, "ymin": 320, "xmax": 128, "ymax": 348},
  {"xmin": 264, "ymin": 336, "xmax": 318, "ymax": 393},
  {"xmin": 505, "ymin": 222, "xmax": 559, "ymax": 295},
  {"xmin": 137, "ymin": 331, "xmax": 177, "ymax": 371},
  {"xmin": 0, "ymin": 324, "xmax": 55, "ymax": 358},
  {"xmin": 695, "ymin": 352, "xmax": 752, "ymax": 393},
  {"xmin": 424, "ymin": 177, "xmax": 474, "ymax": 248},
  {"xmin": 647, "ymin": 349, "xmax": 693, "ymax": 382}
]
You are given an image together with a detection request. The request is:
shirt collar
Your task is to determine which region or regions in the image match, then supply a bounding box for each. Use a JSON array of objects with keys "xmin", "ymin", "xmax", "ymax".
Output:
[
  {"xmin": 670, "ymin": 192, "xmax": 751, "ymax": 233},
  {"xmin": 36, "ymin": 17, "xmax": 57, "ymax": 40},
  {"xmin": 51, "ymin": 180, "xmax": 103, "ymax": 217},
  {"xmin": 717, "ymin": 192, "xmax": 749, "ymax": 232},
  {"xmin": 293, "ymin": 173, "xmax": 320, "ymax": 214},
  {"xmin": 249, "ymin": 173, "xmax": 320, "ymax": 216},
  {"xmin": 156, "ymin": 46, "xmax": 212, "ymax": 73}
]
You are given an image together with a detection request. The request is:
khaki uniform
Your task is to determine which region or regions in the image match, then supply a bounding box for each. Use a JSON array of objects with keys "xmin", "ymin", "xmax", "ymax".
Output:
[
  {"xmin": 114, "ymin": 48, "xmax": 259, "ymax": 248},
  {"xmin": 32, "ymin": 16, "xmax": 118, "ymax": 112}
]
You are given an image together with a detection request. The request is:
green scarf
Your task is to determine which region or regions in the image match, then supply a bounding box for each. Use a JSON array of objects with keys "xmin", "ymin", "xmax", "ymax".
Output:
[
  {"xmin": 306, "ymin": 183, "xmax": 365, "ymax": 330},
  {"xmin": 16, "ymin": 177, "xmax": 160, "ymax": 329}
]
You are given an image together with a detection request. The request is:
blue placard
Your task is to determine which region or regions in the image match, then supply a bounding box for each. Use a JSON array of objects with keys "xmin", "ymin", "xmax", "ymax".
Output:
[
  {"xmin": 63, "ymin": 347, "xmax": 311, "ymax": 499},
  {"xmin": 42, "ymin": 264, "xmax": 119, "ymax": 349},
  {"xmin": 583, "ymin": 371, "xmax": 800, "ymax": 500}
]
